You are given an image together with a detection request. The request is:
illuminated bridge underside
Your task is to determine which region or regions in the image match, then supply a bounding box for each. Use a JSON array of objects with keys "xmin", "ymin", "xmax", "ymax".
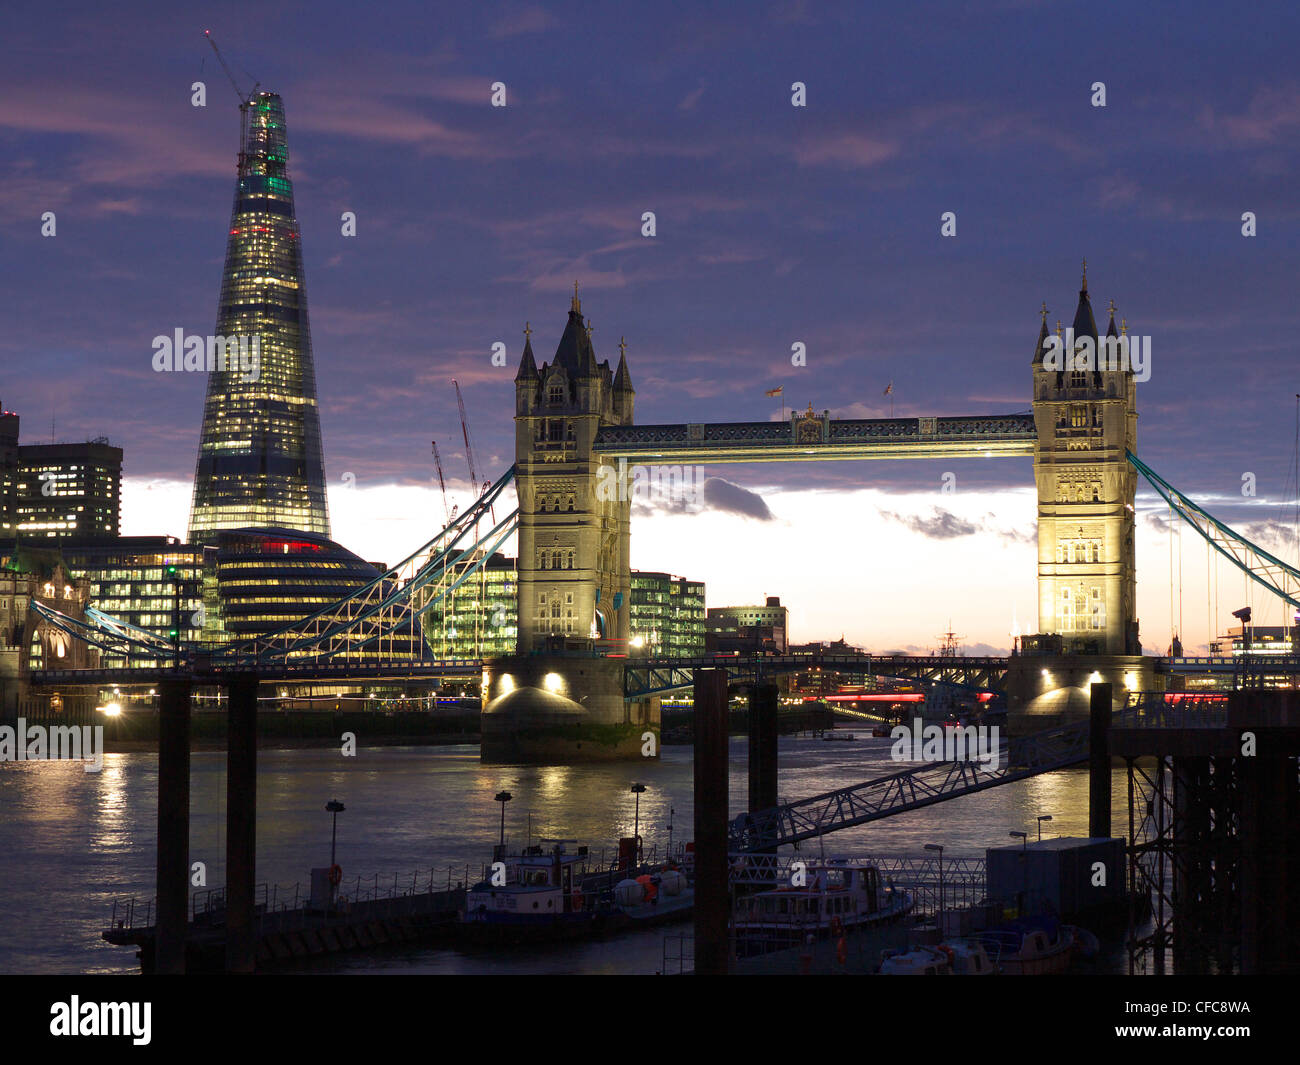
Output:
[{"xmin": 594, "ymin": 414, "xmax": 1037, "ymax": 464}]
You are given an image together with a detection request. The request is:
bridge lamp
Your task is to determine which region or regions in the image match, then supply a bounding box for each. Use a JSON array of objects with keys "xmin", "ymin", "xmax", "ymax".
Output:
[
  {"xmin": 1087, "ymin": 671, "xmax": 1102, "ymax": 685},
  {"xmin": 543, "ymin": 672, "xmax": 564, "ymax": 694},
  {"xmin": 1036, "ymin": 814, "xmax": 1053, "ymax": 841},
  {"xmin": 98, "ymin": 702, "xmax": 122, "ymax": 717},
  {"xmin": 498, "ymin": 674, "xmax": 515, "ymax": 696},
  {"xmin": 1124, "ymin": 671, "xmax": 1137, "ymax": 692}
]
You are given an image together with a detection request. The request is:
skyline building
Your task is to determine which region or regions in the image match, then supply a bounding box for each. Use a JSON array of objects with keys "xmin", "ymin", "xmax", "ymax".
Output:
[
  {"xmin": 0, "ymin": 403, "xmax": 122, "ymax": 542},
  {"xmin": 188, "ymin": 90, "xmax": 330, "ymax": 542}
]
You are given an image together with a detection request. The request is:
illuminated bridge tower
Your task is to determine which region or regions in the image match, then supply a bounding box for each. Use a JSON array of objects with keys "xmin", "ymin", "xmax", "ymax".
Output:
[
  {"xmin": 1018, "ymin": 265, "xmax": 1148, "ymax": 717},
  {"xmin": 188, "ymin": 91, "xmax": 330, "ymax": 541},
  {"xmin": 479, "ymin": 290, "xmax": 647, "ymax": 764},
  {"xmin": 512, "ymin": 288, "xmax": 634, "ymax": 651}
]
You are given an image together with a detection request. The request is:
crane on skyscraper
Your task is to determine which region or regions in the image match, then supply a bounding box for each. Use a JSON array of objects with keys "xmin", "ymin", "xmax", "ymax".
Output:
[{"xmin": 203, "ymin": 30, "xmax": 259, "ymax": 165}]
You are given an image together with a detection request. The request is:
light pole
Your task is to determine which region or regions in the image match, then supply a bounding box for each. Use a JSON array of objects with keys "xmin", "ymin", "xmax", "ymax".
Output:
[
  {"xmin": 925, "ymin": 842, "xmax": 946, "ymax": 931},
  {"xmin": 631, "ymin": 783, "xmax": 646, "ymax": 864},
  {"xmin": 325, "ymin": 799, "xmax": 345, "ymax": 903},
  {"xmin": 1036, "ymin": 814, "xmax": 1053, "ymax": 841},
  {"xmin": 494, "ymin": 790, "xmax": 512, "ymax": 860}
]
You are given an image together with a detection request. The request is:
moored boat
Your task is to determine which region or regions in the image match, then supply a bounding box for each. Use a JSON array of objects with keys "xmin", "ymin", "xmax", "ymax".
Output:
[{"xmin": 733, "ymin": 861, "xmax": 913, "ymax": 947}]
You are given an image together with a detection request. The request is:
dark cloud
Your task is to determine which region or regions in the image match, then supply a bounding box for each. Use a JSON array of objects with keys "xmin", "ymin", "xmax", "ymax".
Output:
[
  {"xmin": 881, "ymin": 507, "xmax": 978, "ymax": 540},
  {"xmin": 701, "ymin": 477, "xmax": 773, "ymax": 521}
]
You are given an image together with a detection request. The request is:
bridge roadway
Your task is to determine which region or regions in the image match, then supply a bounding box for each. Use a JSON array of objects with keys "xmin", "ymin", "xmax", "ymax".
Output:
[{"xmin": 592, "ymin": 413, "xmax": 1038, "ymax": 463}]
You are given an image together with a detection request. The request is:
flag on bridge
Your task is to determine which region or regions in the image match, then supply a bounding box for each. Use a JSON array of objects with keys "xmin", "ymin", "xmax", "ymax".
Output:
[
  {"xmin": 883, "ymin": 381, "xmax": 893, "ymax": 396},
  {"xmin": 765, "ymin": 386, "xmax": 783, "ymax": 397}
]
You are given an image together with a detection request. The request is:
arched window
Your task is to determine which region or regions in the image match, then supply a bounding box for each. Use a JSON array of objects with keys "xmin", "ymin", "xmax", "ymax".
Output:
[
  {"xmin": 566, "ymin": 495, "xmax": 575, "ymax": 512},
  {"xmin": 552, "ymin": 551, "xmax": 562, "ymax": 570},
  {"xmin": 548, "ymin": 383, "xmax": 564, "ymax": 405}
]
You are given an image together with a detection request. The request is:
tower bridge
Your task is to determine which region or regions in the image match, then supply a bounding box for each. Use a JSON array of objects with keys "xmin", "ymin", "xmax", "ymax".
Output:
[{"xmin": 24, "ymin": 269, "xmax": 1300, "ymax": 763}]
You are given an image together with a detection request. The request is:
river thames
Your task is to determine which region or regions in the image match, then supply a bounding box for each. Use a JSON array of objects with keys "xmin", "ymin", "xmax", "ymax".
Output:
[{"xmin": 2, "ymin": 734, "xmax": 1127, "ymax": 974}]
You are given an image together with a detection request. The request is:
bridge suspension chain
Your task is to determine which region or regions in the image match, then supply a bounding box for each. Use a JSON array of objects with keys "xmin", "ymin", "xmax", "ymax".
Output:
[{"xmin": 1128, "ymin": 450, "xmax": 1300, "ymax": 614}]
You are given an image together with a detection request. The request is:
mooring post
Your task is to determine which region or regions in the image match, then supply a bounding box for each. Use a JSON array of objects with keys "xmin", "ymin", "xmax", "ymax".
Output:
[
  {"xmin": 225, "ymin": 672, "xmax": 259, "ymax": 974},
  {"xmin": 748, "ymin": 683, "xmax": 778, "ymax": 815},
  {"xmin": 693, "ymin": 667, "xmax": 730, "ymax": 975},
  {"xmin": 155, "ymin": 673, "xmax": 193, "ymax": 975},
  {"xmin": 1089, "ymin": 681, "xmax": 1112, "ymax": 839}
]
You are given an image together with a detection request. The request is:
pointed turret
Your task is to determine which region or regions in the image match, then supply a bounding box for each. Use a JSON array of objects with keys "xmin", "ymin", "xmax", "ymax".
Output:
[
  {"xmin": 1071, "ymin": 258, "xmax": 1098, "ymax": 341},
  {"xmin": 515, "ymin": 322, "xmax": 538, "ymax": 382},
  {"xmin": 1033, "ymin": 302, "xmax": 1050, "ymax": 365},
  {"xmin": 552, "ymin": 282, "xmax": 601, "ymax": 379},
  {"xmin": 614, "ymin": 337, "xmax": 634, "ymax": 393}
]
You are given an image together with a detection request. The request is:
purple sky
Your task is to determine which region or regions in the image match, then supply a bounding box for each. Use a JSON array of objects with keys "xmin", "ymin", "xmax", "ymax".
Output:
[{"xmin": 5, "ymin": 1, "xmax": 1300, "ymax": 647}]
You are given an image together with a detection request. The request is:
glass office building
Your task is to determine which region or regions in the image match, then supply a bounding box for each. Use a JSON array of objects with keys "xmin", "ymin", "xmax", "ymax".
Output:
[
  {"xmin": 628, "ymin": 571, "xmax": 706, "ymax": 657},
  {"xmin": 188, "ymin": 91, "xmax": 329, "ymax": 540}
]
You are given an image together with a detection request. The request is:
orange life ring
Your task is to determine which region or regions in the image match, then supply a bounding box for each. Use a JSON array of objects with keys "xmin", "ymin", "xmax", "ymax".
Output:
[{"xmin": 327, "ymin": 864, "xmax": 342, "ymax": 887}]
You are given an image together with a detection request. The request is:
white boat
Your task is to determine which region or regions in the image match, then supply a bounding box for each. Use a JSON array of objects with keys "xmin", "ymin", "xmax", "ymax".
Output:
[
  {"xmin": 733, "ymin": 862, "xmax": 913, "ymax": 940},
  {"xmin": 879, "ymin": 946, "xmax": 950, "ymax": 975},
  {"xmin": 973, "ymin": 918, "xmax": 1075, "ymax": 975},
  {"xmin": 939, "ymin": 938, "xmax": 997, "ymax": 975}
]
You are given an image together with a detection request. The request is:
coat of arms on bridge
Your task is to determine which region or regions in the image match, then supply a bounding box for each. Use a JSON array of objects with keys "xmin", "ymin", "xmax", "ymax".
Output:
[{"xmin": 793, "ymin": 403, "xmax": 828, "ymax": 445}]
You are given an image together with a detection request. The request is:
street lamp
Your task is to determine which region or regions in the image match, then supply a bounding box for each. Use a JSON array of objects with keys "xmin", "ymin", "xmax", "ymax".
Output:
[
  {"xmin": 1010, "ymin": 830, "xmax": 1028, "ymax": 915},
  {"xmin": 1036, "ymin": 814, "xmax": 1053, "ymax": 841},
  {"xmin": 325, "ymin": 799, "xmax": 345, "ymax": 869},
  {"xmin": 631, "ymin": 783, "xmax": 647, "ymax": 863},
  {"xmin": 924, "ymin": 843, "xmax": 944, "ymax": 931},
  {"xmin": 1010, "ymin": 830, "xmax": 1027, "ymax": 850},
  {"xmin": 494, "ymin": 790, "xmax": 512, "ymax": 857}
]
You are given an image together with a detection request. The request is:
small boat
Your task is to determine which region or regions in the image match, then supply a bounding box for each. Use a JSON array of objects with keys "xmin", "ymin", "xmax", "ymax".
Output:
[
  {"xmin": 822, "ymin": 732, "xmax": 856, "ymax": 742},
  {"xmin": 973, "ymin": 917, "xmax": 1075, "ymax": 975},
  {"xmin": 733, "ymin": 861, "xmax": 913, "ymax": 948},
  {"xmin": 879, "ymin": 946, "xmax": 950, "ymax": 975},
  {"xmin": 939, "ymin": 938, "xmax": 998, "ymax": 975},
  {"xmin": 460, "ymin": 840, "xmax": 693, "ymax": 944}
]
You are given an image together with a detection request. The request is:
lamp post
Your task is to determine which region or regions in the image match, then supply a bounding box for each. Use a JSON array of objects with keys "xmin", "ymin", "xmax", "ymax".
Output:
[
  {"xmin": 924, "ymin": 843, "xmax": 944, "ymax": 931},
  {"xmin": 1037, "ymin": 814, "xmax": 1053, "ymax": 841},
  {"xmin": 494, "ymin": 790, "xmax": 512, "ymax": 860},
  {"xmin": 325, "ymin": 799, "xmax": 345, "ymax": 870},
  {"xmin": 631, "ymin": 783, "xmax": 646, "ymax": 865}
]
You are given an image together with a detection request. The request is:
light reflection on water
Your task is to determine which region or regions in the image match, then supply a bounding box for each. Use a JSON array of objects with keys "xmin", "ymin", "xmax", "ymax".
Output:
[{"xmin": 0, "ymin": 735, "xmax": 1125, "ymax": 974}]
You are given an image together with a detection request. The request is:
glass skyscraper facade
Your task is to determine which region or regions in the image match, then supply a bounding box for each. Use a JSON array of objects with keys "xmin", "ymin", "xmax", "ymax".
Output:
[{"xmin": 188, "ymin": 91, "xmax": 329, "ymax": 541}]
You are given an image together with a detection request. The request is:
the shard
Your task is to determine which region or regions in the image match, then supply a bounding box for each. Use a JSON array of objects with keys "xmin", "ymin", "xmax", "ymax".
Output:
[{"xmin": 188, "ymin": 91, "xmax": 330, "ymax": 540}]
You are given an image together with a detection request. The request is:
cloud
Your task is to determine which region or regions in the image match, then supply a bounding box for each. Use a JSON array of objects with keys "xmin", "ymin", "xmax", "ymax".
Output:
[
  {"xmin": 702, "ymin": 478, "xmax": 773, "ymax": 520},
  {"xmin": 489, "ymin": 5, "xmax": 560, "ymax": 38},
  {"xmin": 881, "ymin": 507, "xmax": 978, "ymax": 539}
]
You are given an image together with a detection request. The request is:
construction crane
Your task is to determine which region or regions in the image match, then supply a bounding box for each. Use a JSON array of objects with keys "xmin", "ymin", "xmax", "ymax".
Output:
[
  {"xmin": 203, "ymin": 30, "xmax": 260, "ymax": 167},
  {"xmin": 453, "ymin": 380, "xmax": 496, "ymax": 519},
  {"xmin": 431, "ymin": 440, "xmax": 455, "ymax": 524}
]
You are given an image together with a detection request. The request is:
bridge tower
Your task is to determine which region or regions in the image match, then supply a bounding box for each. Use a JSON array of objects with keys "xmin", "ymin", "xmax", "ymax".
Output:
[
  {"xmin": 513, "ymin": 288, "xmax": 634, "ymax": 652},
  {"xmin": 1031, "ymin": 265, "xmax": 1140, "ymax": 657}
]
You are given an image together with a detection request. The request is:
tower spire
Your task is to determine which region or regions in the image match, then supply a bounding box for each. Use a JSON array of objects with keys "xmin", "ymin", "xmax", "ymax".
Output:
[{"xmin": 571, "ymin": 280, "xmax": 580, "ymax": 314}]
